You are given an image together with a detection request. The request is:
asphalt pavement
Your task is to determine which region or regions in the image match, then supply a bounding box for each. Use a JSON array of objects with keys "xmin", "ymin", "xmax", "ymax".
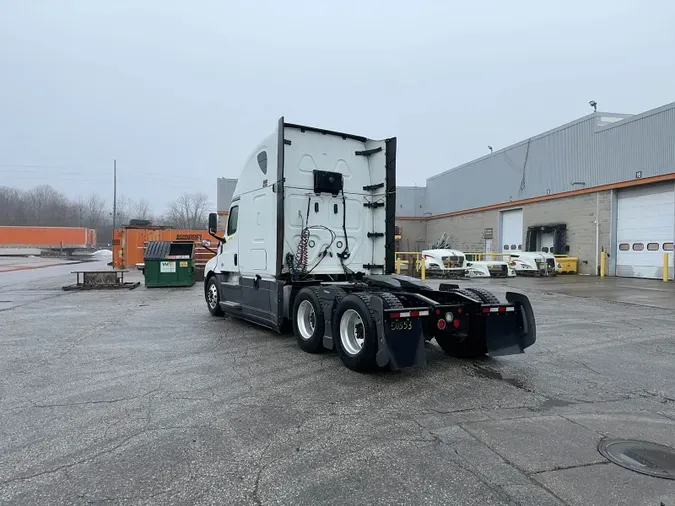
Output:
[{"xmin": 1, "ymin": 265, "xmax": 674, "ymax": 505}]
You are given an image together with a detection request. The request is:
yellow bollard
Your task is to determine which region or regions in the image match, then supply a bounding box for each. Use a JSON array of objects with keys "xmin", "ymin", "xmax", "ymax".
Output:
[
  {"xmin": 395, "ymin": 256, "xmax": 401, "ymax": 275},
  {"xmin": 600, "ymin": 251, "xmax": 606, "ymax": 278},
  {"xmin": 420, "ymin": 255, "xmax": 426, "ymax": 281},
  {"xmin": 664, "ymin": 252, "xmax": 669, "ymax": 282}
]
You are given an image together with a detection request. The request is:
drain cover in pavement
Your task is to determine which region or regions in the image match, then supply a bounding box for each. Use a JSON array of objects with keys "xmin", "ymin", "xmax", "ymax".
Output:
[{"xmin": 598, "ymin": 439, "xmax": 675, "ymax": 480}]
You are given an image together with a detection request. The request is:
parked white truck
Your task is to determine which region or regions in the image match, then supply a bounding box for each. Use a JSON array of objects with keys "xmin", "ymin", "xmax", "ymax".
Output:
[
  {"xmin": 203, "ymin": 118, "xmax": 536, "ymax": 372},
  {"xmin": 508, "ymin": 251, "xmax": 560, "ymax": 276},
  {"xmin": 421, "ymin": 248, "xmax": 516, "ymax": 278}
]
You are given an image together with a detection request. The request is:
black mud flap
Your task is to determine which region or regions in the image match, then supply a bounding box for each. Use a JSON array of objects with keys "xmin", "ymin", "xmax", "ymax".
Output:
[
  {"xmin": 484, "ymin": 292, "xmax": 537, "ymax": 356},
  {"xmin": 371, "ymin": 296, "xmax": 427, "ymax": 370}
]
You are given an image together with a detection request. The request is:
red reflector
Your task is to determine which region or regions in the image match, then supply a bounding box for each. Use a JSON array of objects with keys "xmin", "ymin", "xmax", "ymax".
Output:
[
  {"xmin": 410, "ymin": 311, "xmax": 419, "ymax": 317},
  {"xmin": 437, "ymin": 319, "xmax": 446, "ymax": 330},
  {"xmin": 390, "ymin": 312, "xmax": 400, "ymax": 319},
  {"xmin": 453, "ymin": 319, "xmax": 460, "ymax": 328},
  {"xmin": 498, "ymin": 306, "xmax": 506, "ymax": 312},
  {"xmin": 435, "ymin": 309, "xmax": 441, "ymax": 315},
  {"xmin": 482, "ymin": 307, "xmax": 490, "ymax": 313},
  {"xmin": 458, "ymin": 308, "xmax": 463, "ymax": 314}
]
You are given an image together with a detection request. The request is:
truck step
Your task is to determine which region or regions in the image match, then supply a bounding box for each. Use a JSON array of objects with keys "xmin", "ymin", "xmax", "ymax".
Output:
[{"xmin": 363, "ymin": 263, "xmax": 384, "ymax": 270}]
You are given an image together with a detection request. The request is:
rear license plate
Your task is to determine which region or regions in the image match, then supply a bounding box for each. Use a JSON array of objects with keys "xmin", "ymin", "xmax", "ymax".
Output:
[{"xmin": 389, "ymin": 319, "xmax": 413, "ymax": 332}]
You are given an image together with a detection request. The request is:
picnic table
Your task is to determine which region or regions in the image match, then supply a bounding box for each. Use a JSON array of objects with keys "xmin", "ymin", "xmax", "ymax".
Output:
[{"xmin": 62, "ymin": 269, "xmax": 140, "ymax": 291}]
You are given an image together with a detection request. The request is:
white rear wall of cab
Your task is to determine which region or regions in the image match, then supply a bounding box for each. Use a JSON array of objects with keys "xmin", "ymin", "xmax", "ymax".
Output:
[
  {"xmin": 616, "ymin": 183, "xmax": 674, "ymax": 279},
  {"xmin": 500, "ymin": 208, "xmax": 523, "ymax": 253},
  {"xmin": 283, "ymin": 128, "xmax": 387, "ymax": 275}
]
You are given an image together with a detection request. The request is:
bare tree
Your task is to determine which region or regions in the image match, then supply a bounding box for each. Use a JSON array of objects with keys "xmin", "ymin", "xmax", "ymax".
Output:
[
  {"xmin": 113, "ymin": 195, "xmax": 131, "ymax": 227},
  {"xmin": 0, "ymin": 187, "xmax": 26, "ymax": 225},
  {"xmin": 132, "ymin": 198, "xmax": 152, "ymax": 221},
  {"xmin": 0, "ymin": 184, "xmax": 167, "ymax": 247},
  {"xmin": 86, "ymin": 193, "xmax": 106, "ymax": 229},
  {"xmin": 165, "ymin": 192, "xmax": 210, "ymax": 229},
  {"xmin": 73, "ymin": 196, "xmax": 87, "ymax": 227},
  {"xmin": 26, "ymin": 185, "xmax": 67, "ymax": 225}
]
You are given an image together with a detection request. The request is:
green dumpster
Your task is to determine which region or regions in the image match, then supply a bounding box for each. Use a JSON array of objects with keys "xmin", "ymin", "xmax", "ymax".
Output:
[{"xmin": 143, "ymin": 241, "xmax": 195, "ymax": 288}]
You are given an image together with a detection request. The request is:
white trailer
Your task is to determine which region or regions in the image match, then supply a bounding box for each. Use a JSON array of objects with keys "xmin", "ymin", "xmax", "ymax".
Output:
[{"xmin": 204, "ymin": 118, "xmax": 536, "ymax": 372}]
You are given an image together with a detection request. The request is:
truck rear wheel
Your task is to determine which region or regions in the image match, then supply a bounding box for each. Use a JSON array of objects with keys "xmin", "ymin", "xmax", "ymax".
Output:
[
  {"xmin": 333, "ymin": 294, "xmax": 379, "ymax": 372},
  {"xmin": 464, "ymin": 287, "xmax": 500, "ymax": 304},
  {"xmin": 292, "ymin": 287, "xmax": 325, "ymax": 353}
]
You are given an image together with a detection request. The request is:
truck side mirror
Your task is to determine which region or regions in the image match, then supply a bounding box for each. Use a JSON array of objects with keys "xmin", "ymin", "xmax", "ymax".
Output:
[{"xmin": 208, "ymin": 213, "xmax": 218, "ymax": 234}]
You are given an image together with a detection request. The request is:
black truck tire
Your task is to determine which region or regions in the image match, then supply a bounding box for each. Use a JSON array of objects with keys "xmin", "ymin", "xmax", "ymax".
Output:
[
  {"xmin": 464, "ymin": 287, "xmax": 500, "ymax": 304},
  {"xmin": 292, "ymin": 287, "xmax": 326, "ymax": 353},
  {"xmin": 205, "ymin": 276, "xmax": 224, "ymax": 316},
  {"xmin": 333, "ymin": 293, "xmax": 380, "ymax": 372},
  {"xmin": 378, "ymin": 292, "xmax": 403, "ymax": 310}
]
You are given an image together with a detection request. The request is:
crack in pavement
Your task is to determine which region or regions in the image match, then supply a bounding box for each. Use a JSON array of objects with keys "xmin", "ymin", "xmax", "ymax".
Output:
[
  {"xmin": 529, "ymin": 461, "xmax": 610, "ymax": 476},
  {"xmin": 636, "ymin": 390, "xmax": 675, "ymax": 404},
  {"xmin": 407, "ymin": 415, "xmax": 566, "ymax": 505},
  {"xmin": 25, "ymin": 372, "xmax": 167, "ymax": 410},
  {"xmin": 0, "ymin": 423, "xmax": 192, "ymax": 486},
  {"xmin": 448, "ymin": 448, "xmax": 519, "ymax": 505},
  {"xmin": 1, "ymin": 375, "xmax": 170, "ymax": 486},
  {"xmin": 249, "ymin": 440, "xmax": 281, "ymax": 506},
  {"xmin": 557, "ymin": 414, "xmax": 608, "ymax": 437},
  {"xmin": 459, "ymin": 423, "xmax": 573, "ymax": 506}
]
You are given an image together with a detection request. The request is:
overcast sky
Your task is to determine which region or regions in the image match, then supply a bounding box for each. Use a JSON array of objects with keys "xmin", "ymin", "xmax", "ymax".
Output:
[{"xmin": 1, "ymin": 1, "xmax": 674, "ymax": 213}]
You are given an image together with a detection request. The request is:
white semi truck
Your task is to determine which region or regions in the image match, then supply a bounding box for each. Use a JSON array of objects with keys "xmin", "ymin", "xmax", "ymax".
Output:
[
  {"xmin": 421, "ymin": 248, "xmax": 517, "ymax": 278},
  {"xmin": 203, "ymin": 118, "xmax": 536, "ymax": 372},
  {"xmin": 508, "ymin": 251, "xmax": 560, "ymax": 276}
]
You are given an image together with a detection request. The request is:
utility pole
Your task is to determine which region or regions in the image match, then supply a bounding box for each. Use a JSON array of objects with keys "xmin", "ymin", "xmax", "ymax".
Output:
[{"xmin": 113, "ymin": 159, "xmax": 117, "ymax": 232}]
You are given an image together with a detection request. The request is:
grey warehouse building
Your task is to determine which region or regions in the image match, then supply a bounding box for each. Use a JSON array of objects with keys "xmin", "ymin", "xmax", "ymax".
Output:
[
  {"xmin": 216, "ymin": 102, "xmax": 675, "ymax": 279},
  {"xmin": 396, "ymin": 101, "xmax": 675, "ymax": 279}
]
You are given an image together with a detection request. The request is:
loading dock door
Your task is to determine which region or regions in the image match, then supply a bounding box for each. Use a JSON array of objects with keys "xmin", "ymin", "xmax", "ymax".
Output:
[
  {"xmin": 616, "ymin": 184, "xmax": 674, "ymax": 279},
  {"xmin": 500, "ymin": 209, "xmax": 523, "ymax": 253}
]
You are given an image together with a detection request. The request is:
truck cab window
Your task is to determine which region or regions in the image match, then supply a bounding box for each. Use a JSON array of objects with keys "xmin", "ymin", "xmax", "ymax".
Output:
[
  {"xmin": 227, "ymin": 206, "xmax": 239, "ymax": 235},
  {"xmin": 257, "ymin": 151, "xmax": 267, "ymax": 174}
]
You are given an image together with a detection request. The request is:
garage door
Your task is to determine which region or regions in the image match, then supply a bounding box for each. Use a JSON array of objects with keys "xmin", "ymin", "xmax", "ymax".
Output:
[
  {"xmin": 500, "ymin": 209, "xmax": 523, "ymax": 253},
  {"xmin": 616, "ymin": 184, "xmax": 674, "ymax": 279}
]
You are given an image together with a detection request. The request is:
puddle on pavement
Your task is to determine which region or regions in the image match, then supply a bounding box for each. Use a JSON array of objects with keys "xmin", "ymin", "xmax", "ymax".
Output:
[
  {"xmin": 473, "ymin": 365, "xmax": 578, "ymax": 411},
  {"xmin": 473, "ymin": 365, "xmax": 534, "ymax": 392}
]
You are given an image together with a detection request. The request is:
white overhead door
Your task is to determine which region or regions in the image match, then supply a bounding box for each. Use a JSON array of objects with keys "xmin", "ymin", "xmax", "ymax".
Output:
[
  {"xmin": 500, "ymin": 209, "xmax": 523, "ymax": 253},
  {"xmin": 616, "ymin": 184, "xmax": 674, "ymax": 279}
]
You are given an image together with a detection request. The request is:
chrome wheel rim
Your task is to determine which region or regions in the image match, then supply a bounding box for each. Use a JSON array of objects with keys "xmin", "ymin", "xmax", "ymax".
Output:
[
  {"xmin": 207, "ymin": 283, "xmax": 218, "ymax": 309},
  {"xmin": 339, "ymin": 309, "xmax": 365, "ymax": 356},
  {"xmin": 297, "ymin": 300, "xmax": 316, "ymax": 340}
]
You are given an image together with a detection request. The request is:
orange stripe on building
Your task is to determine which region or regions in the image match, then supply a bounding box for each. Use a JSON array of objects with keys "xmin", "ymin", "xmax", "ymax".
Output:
[{"xmin": 396, "ymin": 173, "xmax": 675, "ymax": 221}]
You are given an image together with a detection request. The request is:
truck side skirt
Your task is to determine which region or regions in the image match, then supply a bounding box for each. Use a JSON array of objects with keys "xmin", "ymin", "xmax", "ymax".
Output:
[{"xmin": 217, "ymin": 274, "xmax": 285, "ymax": 331}]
